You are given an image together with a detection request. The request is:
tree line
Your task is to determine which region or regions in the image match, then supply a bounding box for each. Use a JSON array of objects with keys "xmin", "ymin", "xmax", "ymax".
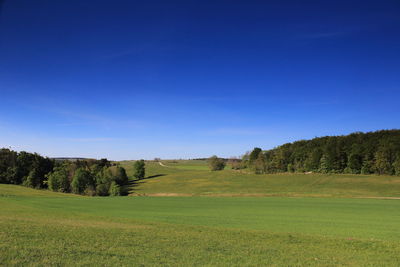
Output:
[
  {"xmin": 0, "ymin": 148, "xmax": 146, "ymax": 196},
  {"xmin": 233, "ymin": 130, "xmax": 400, "ymax": 175}
]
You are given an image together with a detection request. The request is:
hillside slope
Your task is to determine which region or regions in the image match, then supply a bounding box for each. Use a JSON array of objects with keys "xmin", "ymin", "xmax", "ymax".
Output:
[{"xmin": 120, "ymin": 161, "xmax": 400, "ymax": 198}]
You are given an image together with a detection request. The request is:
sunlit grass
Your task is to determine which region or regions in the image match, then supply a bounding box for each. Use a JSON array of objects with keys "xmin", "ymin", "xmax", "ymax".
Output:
[
  {"xmin": 1, "ymin": 185, "xmax": 400, "ymax": 266},
  {"xmin": 119, "ymin": 161, "xmax": 400, "ymax": 198},
  {"xmin": 2, "ymin": 160, "xmax": 400, "ymax": 266}
]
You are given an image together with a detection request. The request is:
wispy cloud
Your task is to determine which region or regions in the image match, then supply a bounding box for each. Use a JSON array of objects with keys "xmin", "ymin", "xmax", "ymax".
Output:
[
  {"xmin": 22, "ymin": 99, "xmax": 150, "ymax": 130},
  {"xmin": 204, "ymin": 128, "xmax": 269, "ymax": 136},
  {"xmin": 64, "ymin": 137, "xmax": 117, "ymax": 142},
  {"xmin": 296, "ymin": 31, "xmax": 348, "ymax": 40},
  {"xmin": 299, "ymin": 31, "xmax": 348, "ymax": 39},
  {"xmin": 53, "ymin": 110, "xmax": 148, "ymax": 130},
  {"xmin": 101, "ymin": 48, "xmax": 142, "ymax": 61}
]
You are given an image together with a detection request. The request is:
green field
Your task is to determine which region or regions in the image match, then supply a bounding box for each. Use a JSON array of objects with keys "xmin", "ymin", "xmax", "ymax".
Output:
[
  {"xmin": 1, "ymin": 184, "xmax": 400, "ymax": 266},
  {"xmin": 2, "ymin": 160, "xmax": 400, "ymax": 266},
  {"xmin": 120, "ymin": 160, "xmax": 400, "ymax": 198}
]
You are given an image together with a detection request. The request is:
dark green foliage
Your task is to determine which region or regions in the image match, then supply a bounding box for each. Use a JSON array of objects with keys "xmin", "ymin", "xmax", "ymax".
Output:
[
  {"xmin": 361, "ymin": 159, "xmax": 374, "ymax": 174},
  {"xmin": 246, "ymin": 130, "xmax": 400, "ymax": 175},
  {"xmin": 71, "ymin": 168, "xmax": 94, "ymax": 195},
  {"xmin": 249, "ymin": 148, "xmax": 262, "ymax": 166},
  {"xmin": 84, "ymin": 185, "xmax": 97, "ymax": 196},
  {"xmin": 109, "ymin": 181, "xmax": 122, "ymax": 196},
  {"xmin": 393, "ymin": 157, "xmax": 400, "ymax": 176},
  {"xmin": 374, "ymin": 146, "xmax": 393, "ymax": 175},
  {"xmin": 106, "ymin": 166, "xmax": 130, "ymax": 195},
  {"xmin": 254, "ymin": 153, "xmax": 266, "ymax": 174},
  {"xmin": 133, "ymin": 160, "xmax": 145, "ymax": 180},
  {"xmin": 0, "ymin": 148, "xmax": 130, "ymax": 196},
  {"xmin": 346, "ymin": 152, "xmax": 363, "ymax": 174},
  {"xmin": 47, "ymin": 165, "xmax": 70, "ymax": 192},
  {"xmin": 287, "ymin": 163, "xmax": 295, "ymax": 173},
  {"xmin": 0, "ymin": 149, "xmax": 54, "ymax": 186},
  {"xmin": 208, "ymin": 156, "xmax": 226, "ymax": 171},
  {"xmin": 0, "ymin": 149, "xmax": 17, "ymax": 184},
  {"xmin": 23, "ymin": 168, "xmax": 41, "ymax": 188},
  {"xmin": 319, "ymin": 155, "xmax": 329, "ymax": 173},
  {"xmin": 96, "ymin": 183, "xmax": 110, "ymax": 196}
]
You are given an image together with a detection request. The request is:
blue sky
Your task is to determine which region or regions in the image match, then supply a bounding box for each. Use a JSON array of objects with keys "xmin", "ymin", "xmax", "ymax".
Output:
[{"xmin": 0, "ymin": 0, "xmax": 399, "ymax": 160}]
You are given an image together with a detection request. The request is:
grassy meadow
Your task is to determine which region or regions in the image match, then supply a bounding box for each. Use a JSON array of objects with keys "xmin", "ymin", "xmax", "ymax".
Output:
[
  {"xmin": 2, "ymin": 160, "xmax": 400, "ymax": 266},
  {"xmin": 121, "ymin": 160, "xmax": 400, "ymax": 198}
]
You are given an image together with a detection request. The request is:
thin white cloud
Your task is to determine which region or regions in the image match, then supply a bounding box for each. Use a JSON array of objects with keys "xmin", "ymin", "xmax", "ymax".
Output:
[
  {"xmin": 23, "ymin": 101, "xmax": 150, "ymax": 130},
  {"xmin": 64, "ymin": 137, "xmax": 117, "ymax": 142},
  {"xmin": 204, "ymin": 128, "xmax": 269, "ymax": 136},
  {"xmin": 299, "ymin": 31, "xmax": 347, "ymax": 39}
]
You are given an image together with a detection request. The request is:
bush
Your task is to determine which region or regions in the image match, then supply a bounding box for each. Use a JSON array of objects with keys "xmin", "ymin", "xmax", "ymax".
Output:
[{"xmin": 208, "ymin": 156, "xmax": 226, "ymax": 171}]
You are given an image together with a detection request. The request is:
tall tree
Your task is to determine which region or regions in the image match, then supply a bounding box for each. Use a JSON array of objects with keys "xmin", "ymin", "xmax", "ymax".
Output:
[
  {"xmin": 374, "ymin": 147, "xmax": 393, "ymax": 175},
  {"xmin": 71, "ymin": 168, "xmax": 94, "ymax": 194},
  {"xmin": 393, "ymin": 156, "xmax": 400, "ymax": 176},
  {"xmin": 133, "ymin": 160, "xmax": 146, "ymax": 180},
  {"xmin": 249, "ymin": 148, "xmax": 262, "ymax": 167},
  {"xmin": 47, "ymin": 165, "xmax": 70, "ymax": 192},
  {"xmin": 254, "ymin": 153, "xmax": 266, "ymax": 174}
]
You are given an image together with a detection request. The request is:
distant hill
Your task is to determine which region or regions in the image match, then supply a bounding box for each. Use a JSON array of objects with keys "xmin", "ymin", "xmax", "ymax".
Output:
[
  {"xmin": 258, "ymin": 129, "xmax": 400, "ymax": 175},
  {"xmin": 51, "ymin": 157, "xmax": 93, "ymax": 161}
]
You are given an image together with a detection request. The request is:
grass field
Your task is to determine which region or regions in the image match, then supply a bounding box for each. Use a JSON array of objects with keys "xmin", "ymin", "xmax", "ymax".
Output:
[
  {"xmin": 2, "ymin": 160, "xmax": 400, "ymax": 266},
  {"xmin": 120, "ymin": 160, "xmax": 400, "ymax": 198},
  {"xmin": 1, "ymin": 184, "xmax": 400, "ymax": 266}
]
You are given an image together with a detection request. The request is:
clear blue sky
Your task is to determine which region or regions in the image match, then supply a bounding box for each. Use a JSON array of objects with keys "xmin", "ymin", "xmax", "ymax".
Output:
[{"xmin": 0, "ymin": 0, "xmax": 399, "ymax": 160}]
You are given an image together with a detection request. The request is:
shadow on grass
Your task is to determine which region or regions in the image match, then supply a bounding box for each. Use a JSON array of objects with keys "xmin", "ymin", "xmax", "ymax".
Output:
[
  {"xmin": 143, "ymin": 174, "xmax": 166, "ymax": 180},
  {"xmin": 128, "ymin": 174, "xmax": 166, "ymax": 194}
]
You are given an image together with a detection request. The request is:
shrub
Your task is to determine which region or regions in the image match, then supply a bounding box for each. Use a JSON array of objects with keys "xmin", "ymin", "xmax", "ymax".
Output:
[{"xmin": 208, "ymin": 156, "xmax": 226, "ymax": 171}]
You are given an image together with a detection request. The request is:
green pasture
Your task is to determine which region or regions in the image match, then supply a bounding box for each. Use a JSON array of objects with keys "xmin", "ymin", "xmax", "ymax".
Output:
[
  {"xmin": 120, "ymin": 160, "xmax": 400, "ymax": 198},
  {"xmin": 1, "ymin": 184, "xmax": 400, "ymax": 266}
]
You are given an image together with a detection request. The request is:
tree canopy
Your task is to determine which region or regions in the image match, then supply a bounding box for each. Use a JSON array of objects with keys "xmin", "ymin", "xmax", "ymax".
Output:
[
  {"xmin": 0, "ymin": 149, "xmax": 131, "ymax": 196},
  {"xmin": 242, "ymin": 130, "xmax": 400, "ymax": 175},
  {"xmin": 133, "ymin": 160, "xmax": 145, "ymax": 180}
]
